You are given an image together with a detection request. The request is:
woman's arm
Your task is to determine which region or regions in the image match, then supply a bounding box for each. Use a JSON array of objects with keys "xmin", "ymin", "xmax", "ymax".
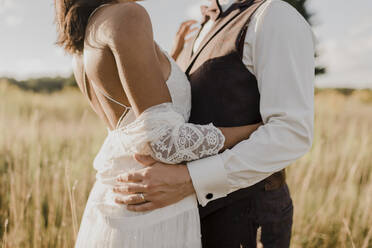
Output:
[
  {"xmin": 101, "ymin": 4, "xmax": 261, "ymax": 164},
  {"xmin": 103, "ymin": 3, "xmax": 172, "ymax": 116},
  {"xmin": 171, "ymin": 20, "xmax": 198, "ymax": 61},
  {"xmin": 219, "ymin": 123, "xmax": 262, "ymax": 151},
  {"xmin": 149, "ymin": 120, "xmax": 262, "ymax": 164}
]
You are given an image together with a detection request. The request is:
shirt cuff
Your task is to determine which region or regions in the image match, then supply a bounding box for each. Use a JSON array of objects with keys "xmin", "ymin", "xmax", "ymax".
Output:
[{"xmin": 187, "ymin": 155, "xmax": 230, "ymax": 206}]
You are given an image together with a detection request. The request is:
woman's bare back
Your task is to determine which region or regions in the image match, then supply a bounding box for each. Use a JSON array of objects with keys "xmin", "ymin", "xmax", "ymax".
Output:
[{"xmin": 72, "ymin": 2, "xmax": 172, "ymax": 130}]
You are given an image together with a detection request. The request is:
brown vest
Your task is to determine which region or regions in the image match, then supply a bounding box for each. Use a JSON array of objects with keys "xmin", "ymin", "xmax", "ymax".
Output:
[
  {"xmin": 177, "ymin": 0, "xmax": 265, "ymax": 127},
  {"xmin": 177, "ymin": 0, "xmax": 286, "ymax": 217}
]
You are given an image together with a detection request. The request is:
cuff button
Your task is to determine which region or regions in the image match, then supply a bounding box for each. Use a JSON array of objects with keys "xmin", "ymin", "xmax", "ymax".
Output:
[{"xmin": 206, "ymin": 193, "xmax": 213, "ymax": 200}]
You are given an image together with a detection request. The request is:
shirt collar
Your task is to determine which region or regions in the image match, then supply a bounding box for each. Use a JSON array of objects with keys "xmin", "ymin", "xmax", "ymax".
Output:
[{"xmin": 218, "ymin": 0, "xmax": 235, "ymax": 12}]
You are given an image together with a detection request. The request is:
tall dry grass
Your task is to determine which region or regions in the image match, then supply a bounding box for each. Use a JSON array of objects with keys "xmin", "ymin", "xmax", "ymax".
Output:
[
  {"xmin": 0, "ymin": 83, "xmax": 105, "ymax": 247},
  {"xmin": 289, "ymin": 89, "xmax": 372, "ymax": 248},
  {"xmin": 0, "ymin": 82, "xmax": 371, "ymax": 247}
]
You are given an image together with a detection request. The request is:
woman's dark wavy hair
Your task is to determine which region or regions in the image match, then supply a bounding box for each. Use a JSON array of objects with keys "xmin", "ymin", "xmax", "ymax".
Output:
[{"xmin": 55, "ymin": 0, "xmax": 117, "ymax": 54}]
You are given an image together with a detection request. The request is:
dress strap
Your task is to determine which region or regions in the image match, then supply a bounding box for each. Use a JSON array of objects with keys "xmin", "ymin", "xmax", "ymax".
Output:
[
  {"xmin": 90, "ymin": 81, "xmax": 131, "ymax": 129},
  {"xmin": 88, "ymin": 3, "xmax": 112, "ymax": 23},
  {"xmin": 85, "ymin": 3, "xmax": 133, "ymax": 129},
  {"xmin": 90, "ymin": 80, "xmax": 130, "ymax": 109},
  {"xmin": 82, "ymin": 60, "xmax": 131, "ymax": 129}
]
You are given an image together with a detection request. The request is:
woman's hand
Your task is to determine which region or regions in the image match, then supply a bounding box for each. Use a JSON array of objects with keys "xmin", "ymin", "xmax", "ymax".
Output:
[
  {"xmin": 219, "ymin": 122, "xmax": 263, "ymax": 151},
  {"xmin": 171, "ymin": 20, "xmax": 198, "ymax": 61}
]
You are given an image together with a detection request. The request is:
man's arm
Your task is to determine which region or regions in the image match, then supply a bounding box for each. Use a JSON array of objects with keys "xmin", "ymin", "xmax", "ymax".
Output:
[
  {"xmin": 187, "ymin": 1, "xmax": 315, "ymax": 206},
  {"xmin": 114, "ymin": 1, "xmax": 315, "ymax": 211}
]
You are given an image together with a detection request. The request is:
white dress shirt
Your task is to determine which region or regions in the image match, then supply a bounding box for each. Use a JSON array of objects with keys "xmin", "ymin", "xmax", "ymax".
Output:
[{"xmin": 187, "ymin": 0, "xmax": 315, "ymax": 206}]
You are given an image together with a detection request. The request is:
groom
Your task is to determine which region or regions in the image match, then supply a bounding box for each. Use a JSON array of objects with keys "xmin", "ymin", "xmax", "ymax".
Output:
[{"xmin": 120, "ymin": 0, "xmax": 315, "ymax": 246}]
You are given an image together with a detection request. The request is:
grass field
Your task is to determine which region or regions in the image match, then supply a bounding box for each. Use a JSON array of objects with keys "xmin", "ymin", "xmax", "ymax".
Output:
[{"xmin": 1, "ymin": 82, "xmax": 372, "ymax": 247}]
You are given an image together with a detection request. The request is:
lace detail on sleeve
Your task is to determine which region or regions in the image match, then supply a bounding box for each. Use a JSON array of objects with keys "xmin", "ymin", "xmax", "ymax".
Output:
[
  {"xmin": 150, "ymin": 123, "xmax": 225, "ymax": 164},
  {"xmin": 112, "ymin": 103, "xmax": 225, "ymax": 164}
]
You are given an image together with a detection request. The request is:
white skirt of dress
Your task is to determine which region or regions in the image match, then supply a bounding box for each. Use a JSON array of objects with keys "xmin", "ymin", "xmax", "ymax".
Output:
[{"xmin": 74, "ymin": 133, "xmax": 202, "ymax": 248}]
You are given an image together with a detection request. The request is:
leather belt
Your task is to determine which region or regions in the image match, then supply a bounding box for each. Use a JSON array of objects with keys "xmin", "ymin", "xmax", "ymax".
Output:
[{"xmin": 263, "ymin": 169, "xmax": 286, "ymax": 191}]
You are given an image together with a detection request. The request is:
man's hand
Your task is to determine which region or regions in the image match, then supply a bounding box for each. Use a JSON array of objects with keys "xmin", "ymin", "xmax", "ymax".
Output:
[
  {"xmin": 170, "ymin": 20, "xmax": 198, "ymax": 60},
  {"xmin": 113, "ymin": 155, "xmax": 195, "ymax": 212}
]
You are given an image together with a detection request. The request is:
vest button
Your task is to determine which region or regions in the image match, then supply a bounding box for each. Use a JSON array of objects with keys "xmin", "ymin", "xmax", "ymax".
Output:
[{"xmin": 206, "ymin": 193, "xmax": 213, "ymax": 200}]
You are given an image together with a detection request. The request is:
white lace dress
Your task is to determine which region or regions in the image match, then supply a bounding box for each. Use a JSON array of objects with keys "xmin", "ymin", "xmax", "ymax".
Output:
[{"xmin": 74, "ymin": 50, "xmax": 225, "ymax": 248}]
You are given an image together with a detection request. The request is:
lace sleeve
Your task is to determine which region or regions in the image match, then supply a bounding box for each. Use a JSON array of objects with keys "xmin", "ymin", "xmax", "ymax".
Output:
[
  {"xmin": 112, "ymin": 103, "xmax": 225, "ymax": 164},
  {"xmin": 150, "ymin": 123, "xmax": 225, "ymax": 164}
]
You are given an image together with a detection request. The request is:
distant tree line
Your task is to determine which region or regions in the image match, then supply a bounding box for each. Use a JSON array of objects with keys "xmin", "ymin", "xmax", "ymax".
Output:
[
  {"xmin": 2, "ymin": 74, "xmax": 370, "ymax": 96},
  {"xmin": 0, "ymin": 75, "xmax": 77, "ymax": 93},
  {"xmin": 0, "ymin": 0, "xmax": 324, "ymax": 94},
  {"xmin": 1, "ymin": 0, "xmax": 323, "ymax": 94}
]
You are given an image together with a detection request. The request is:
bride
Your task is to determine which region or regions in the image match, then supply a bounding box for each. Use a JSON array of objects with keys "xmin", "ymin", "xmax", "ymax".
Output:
[{"xmin": 54, "ymin": 0, "xmax": 260, "ymax": 247}]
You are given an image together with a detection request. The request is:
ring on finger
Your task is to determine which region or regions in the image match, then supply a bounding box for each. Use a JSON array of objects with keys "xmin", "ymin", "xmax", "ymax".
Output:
[{"xmin": 138, "ymin": 193, "xmax": 146, "ymax": 202}]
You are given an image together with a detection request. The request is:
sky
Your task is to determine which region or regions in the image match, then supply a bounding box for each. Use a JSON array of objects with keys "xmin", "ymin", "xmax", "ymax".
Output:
[{"xmin": 0, "ymin": 0, "xmax": 371, "ymax": 88}]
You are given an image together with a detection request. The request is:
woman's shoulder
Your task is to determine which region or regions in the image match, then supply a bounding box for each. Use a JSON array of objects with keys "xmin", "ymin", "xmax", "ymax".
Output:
[
  {"xmin": 93, "ymin": 2, "xmax": 152, "ymax": 41},
  {"xmin": 103, "ymin": 2, "xmax": 149, "ymax": 22}
]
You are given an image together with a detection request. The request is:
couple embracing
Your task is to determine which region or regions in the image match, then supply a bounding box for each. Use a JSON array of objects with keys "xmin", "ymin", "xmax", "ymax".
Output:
[{"xmin": 54, "ymin": 0, "xmax": 314, "ymax": 247}]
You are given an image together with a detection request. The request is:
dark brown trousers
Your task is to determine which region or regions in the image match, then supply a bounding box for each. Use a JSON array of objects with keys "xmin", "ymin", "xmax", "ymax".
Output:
[{"xmin": 199, "ymin": 183, "xmax": 293, "ymax": 248}]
